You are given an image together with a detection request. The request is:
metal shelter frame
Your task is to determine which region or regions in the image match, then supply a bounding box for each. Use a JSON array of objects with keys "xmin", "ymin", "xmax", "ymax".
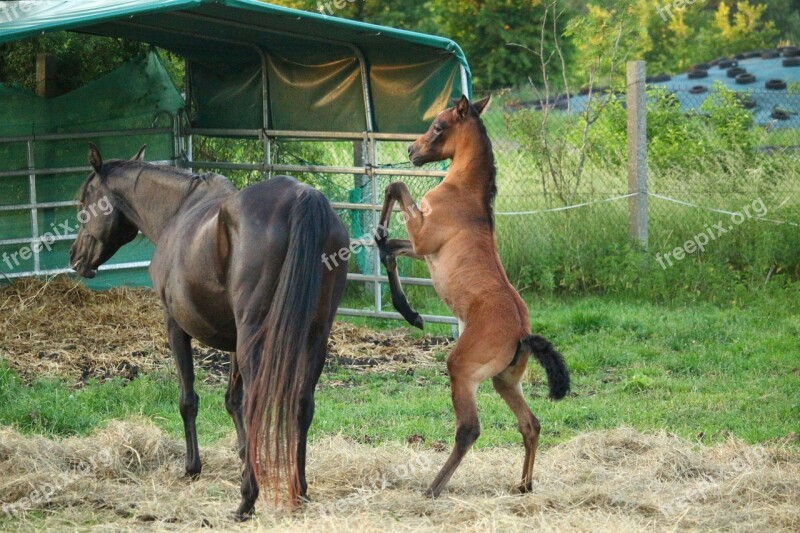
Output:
[{"xmin": 0, "ymin": 0, "xmax": 468, "ymax": 326}]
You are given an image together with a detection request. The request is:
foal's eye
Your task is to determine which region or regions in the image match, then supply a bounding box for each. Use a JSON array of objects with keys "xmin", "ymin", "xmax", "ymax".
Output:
[{"xmin": 433, "ymin": 124, "xmax": 444, "ymax": 134}]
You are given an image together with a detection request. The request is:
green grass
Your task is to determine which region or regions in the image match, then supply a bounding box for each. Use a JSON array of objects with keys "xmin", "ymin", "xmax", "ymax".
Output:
[{"xmin": 2, "ymin": 293, "xmax": 798, "ymax": 450}]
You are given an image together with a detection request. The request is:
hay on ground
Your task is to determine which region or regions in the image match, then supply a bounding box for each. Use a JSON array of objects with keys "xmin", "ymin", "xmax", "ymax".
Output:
[
  {"xmin": 0, "ymin": 422, "xmax": 797, "ymax": 532},
  {"xmin": 0, "ymin": 277, "xmax": 450, "ymax": 385}
]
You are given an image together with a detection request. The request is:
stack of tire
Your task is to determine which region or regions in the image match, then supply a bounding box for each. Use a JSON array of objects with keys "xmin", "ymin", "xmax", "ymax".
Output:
[{"xmin": 781, "ymin": 46, "xmax": 799, "ymax": 67}]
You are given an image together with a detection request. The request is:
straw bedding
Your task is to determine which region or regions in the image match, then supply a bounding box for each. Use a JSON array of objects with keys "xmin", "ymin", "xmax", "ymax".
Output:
[
  {"xmin": 0, "ymin": 421, "xmax": 797, "ymax": 531},
  {"xmin": 0, "ymin": 277, "xmax": 450, "ymax": 385}
]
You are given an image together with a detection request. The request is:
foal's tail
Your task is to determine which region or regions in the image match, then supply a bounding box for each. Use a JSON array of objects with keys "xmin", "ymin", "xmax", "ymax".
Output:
[
  {"xmin": 246, "ymin": 187, "xmax": 330, "ymax": 505},
  {"xmin": 520, "ymin": 335, "xmax": 570, "ymax": 400}
]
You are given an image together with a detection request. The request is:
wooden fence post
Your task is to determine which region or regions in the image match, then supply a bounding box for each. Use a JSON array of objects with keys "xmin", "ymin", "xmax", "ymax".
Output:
[
  {"xmin": 36, "ymin": 53, "xmax": 57, "ymax": 98},
  {"xmin": 627, "ymin": 60, "xmax": 648, "ymax": 249}
]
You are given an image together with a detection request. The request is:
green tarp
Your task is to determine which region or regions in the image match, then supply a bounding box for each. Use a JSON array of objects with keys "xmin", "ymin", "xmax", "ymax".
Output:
[
  {"xmin": 0, "ymin": 0, "xmax": 471, "ymax": 133},
  {"xmin": 0, "ymin": 51, "xmax": 183, "ymax": 287}
]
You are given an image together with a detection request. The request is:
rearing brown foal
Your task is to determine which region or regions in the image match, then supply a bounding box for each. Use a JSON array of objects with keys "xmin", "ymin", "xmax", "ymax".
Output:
[{"xmin": 376, "ymin": 95, "xmax": 570, "ymax": 497}]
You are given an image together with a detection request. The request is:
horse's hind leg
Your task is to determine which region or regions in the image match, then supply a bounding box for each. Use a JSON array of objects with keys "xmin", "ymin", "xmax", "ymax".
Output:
[
  {"xmin": 296, "ymin": 338, "xmax": 326, "ymax": 501},
  {"xmin": 225, "ymin": 353, "xmax": 246, "ymax": 461},
  {"xmin": 426, "ymin": 369, "xmax": 480, "ymax": 498},
  {"xmin": 427, "ymin": 327, "xmax": 520, "ymax": 498},
  {"xmin": 232, "ymin": 326, "xmax": 261, "ymax": 521},
  {"xmin": 492, "ymin": 360, "xmax": 541, "ymax": 493},
  {"xmin": 165, "ymin": 315, "xmax": 201, "ymax": 478}
]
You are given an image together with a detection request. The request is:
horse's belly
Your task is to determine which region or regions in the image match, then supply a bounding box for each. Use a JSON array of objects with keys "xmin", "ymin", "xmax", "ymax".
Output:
[{"xmin": 156, "ymin": 269, "xmax": 237, "ymax": 352}]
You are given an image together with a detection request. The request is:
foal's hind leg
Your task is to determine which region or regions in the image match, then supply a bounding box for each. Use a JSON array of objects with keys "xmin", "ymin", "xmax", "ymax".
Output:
[
  {"xmin": 165, "ymin": 315, "xmax": 201, "ymax": 478},
  {"xmin": 492, "ymin": 359, "xmax": 541, "ymax": 494},
  {"xmin": 426, "ymin": 328, "xmax": 515, "ymax": 498},
  {"xmin": 225, "ymin": 353, "xmax": 246, "ymax": 461}
]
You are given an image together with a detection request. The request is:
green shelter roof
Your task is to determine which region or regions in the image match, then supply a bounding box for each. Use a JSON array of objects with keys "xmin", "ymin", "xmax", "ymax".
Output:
[{"xmin": 0, "ymin": 0, "xmax": 471, "ymax": 133}]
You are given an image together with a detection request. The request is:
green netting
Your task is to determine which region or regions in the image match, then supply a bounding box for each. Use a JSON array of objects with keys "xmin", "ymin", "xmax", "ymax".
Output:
[{"xmin": 0, "ymin": 51, "xmax": 184, "ymax": 287}]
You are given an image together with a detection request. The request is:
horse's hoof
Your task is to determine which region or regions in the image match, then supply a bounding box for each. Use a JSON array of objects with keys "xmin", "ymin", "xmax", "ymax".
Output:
[
  {"xmin": 184, "ymin": 468, "xmax": 202, "ymax": 480},
  {"xmin": 412, "ymin": 314, "xmax": 424, "ymax": 330},
  {"xmin": 423, "ymin": 487, "xmax": 438, "ymax": 499},
  {"xmin": 233, "ymin": 512, "xmax": 252, "ymax": 523},
  {"xmin": 514, "ymin": 481, "xmax": 533, "ymax": 494}
]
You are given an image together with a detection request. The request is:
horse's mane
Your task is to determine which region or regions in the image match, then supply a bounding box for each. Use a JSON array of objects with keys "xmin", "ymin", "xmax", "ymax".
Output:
[
  {"xmin": 77, "ymin": 160, "xmax": 232, "ymax": 202},
  {"xmin": 473, "ymin": 113, "xmax": 497, "ymax": 230}
]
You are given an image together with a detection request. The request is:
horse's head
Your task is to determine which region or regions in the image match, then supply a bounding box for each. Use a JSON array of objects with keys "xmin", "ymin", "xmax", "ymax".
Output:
[
  {"xmin": 408, "ymin": 95, "xmax": 491, "ymax": 166},
  {"xmin": 69, "ymin": 143, "xmax": 145, "ymax": 278}
]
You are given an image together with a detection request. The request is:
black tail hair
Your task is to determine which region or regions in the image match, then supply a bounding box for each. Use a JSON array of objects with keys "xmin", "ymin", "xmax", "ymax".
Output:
[
  {"xmin": 521, "ymin": 335, "xmax": 570, "ymax": 400},
  {"xmin": 246, "ymin": 187, "xmax": 330, "ymax": 505}
]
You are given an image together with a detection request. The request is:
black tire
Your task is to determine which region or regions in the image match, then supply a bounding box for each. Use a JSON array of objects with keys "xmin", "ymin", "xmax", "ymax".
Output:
[
  {"xmin": 646, "ymin": 73, "xmax": 671, "ymax": 83},
  {"xmin": 742, "ymin": 51, "xmax": 761, "ymax": 59},
  {"xmin": 783, "ymin": 58, "xmax": 800, "ymax": 67},
  {"xmin": 783, "ymin": 47, "xmax": 800, "ymax": 58},
  {"xmin": 692, "ymin": 62, "xmax": 711, "ymax": 70},
  {"xmin": 765, "ymin": 79, "xmax": 787, "ymax": 90},
  {"xmin": 771, "ymin": 109, "xmax": 790, "ymax": 121},
  {"xmin": 689, "ymin": 85, "xmax": 708, "ymax": 94},
  {"xmin": 761, "ymin": 50, "xmax": 780, "ymax": 59},
  {"xmin": 718, "ymin": 59, "xmax": 738, "ymax": 69},
  {"xmin": 726, "ymin": 67, "xmax": 746, "ymax": 78},
  {"xmin": 687, "ymin": 69, "xmax": 708, "ymax": 79},
  {"xmin": 735, "ymin": 73, "xmax": 756, "ymax": 84}
]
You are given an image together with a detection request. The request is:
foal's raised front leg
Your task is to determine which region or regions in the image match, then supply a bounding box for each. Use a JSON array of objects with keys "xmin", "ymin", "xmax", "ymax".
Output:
[
  {"xmin": 165, "ymin": 315, "xmax": 201, "ymax": 478},
  {"xmin": 377, "ymin": 182, "xmax": 426, "ymax": 328}
]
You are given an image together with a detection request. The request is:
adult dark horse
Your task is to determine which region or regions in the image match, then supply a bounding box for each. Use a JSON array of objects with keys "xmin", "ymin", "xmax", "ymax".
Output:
[
  {"xmin": 376, "ymin": 96, "xmax": 570, "ymax": 497},
  {"xmin": 70, "ymin": 144, "xmax": 348, "ymax": 519}
]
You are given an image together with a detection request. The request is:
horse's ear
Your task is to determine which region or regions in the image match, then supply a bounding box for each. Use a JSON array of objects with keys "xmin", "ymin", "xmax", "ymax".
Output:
[
  {"xmin": 473, "ymin": 95, "xmax": 492, "ymax": 116},
  {"xmin": 455, "ymin": 95, "xmax": 470, "ymax": 119},
  {"xmin": 131, "ymin": 145, "xmax": 147, "ymax": 161},
  {"xmin": 88, "ymin": 143, "xmax": 103, "ymax": 173}
]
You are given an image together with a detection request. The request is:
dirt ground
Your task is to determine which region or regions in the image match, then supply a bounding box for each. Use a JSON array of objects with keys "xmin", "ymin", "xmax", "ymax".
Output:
[{"xmin": 1, "ymin": 278, "xmax": 799, "ymax": 531}]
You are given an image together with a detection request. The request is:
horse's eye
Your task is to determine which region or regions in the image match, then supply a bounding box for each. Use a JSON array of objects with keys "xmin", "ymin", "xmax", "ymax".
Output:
[{"xmin": 433, "ymin": 124, "xmax": 443, "ymax": 134}]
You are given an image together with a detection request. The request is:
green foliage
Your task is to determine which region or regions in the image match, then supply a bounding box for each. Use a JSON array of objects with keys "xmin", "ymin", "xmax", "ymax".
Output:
[
  {"xmin": 565, "ymin": 0, "xmax": 783, "ymax": 86},
  {"xmin": 0, "ymin": 34, "xmax": 147, "ymax": 94}
]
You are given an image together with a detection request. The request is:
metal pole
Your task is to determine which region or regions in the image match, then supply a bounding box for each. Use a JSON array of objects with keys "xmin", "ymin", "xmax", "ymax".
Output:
[
  {"xmin": 627, "ymin": 60, "xmax": 648, "ymax": 249},
  {"xmin": 27, "ymin": 140, "xmax": 40, "ymax": 274}
]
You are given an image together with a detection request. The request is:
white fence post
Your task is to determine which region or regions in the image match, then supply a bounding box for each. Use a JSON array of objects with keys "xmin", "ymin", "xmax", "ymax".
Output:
[{"xmin": 627, "ymin": 60, "xmax": 648, "ymax": 249}]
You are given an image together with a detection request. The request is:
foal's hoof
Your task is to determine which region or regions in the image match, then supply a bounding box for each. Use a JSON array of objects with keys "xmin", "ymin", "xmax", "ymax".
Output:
[
  {"xmin": 233, "ymin": 511, "xmax": 253, "ymax": 523},
  {"xmin": 514, "ymin": 481, "xmax": 533, "ymax": 494},
  {"xmin": 423, "ymin": 487, "xmax": 439, "ymax": 499},
  {"xmin": 411, "ymin": 313, "xmax": 424, "ymax": 330}
]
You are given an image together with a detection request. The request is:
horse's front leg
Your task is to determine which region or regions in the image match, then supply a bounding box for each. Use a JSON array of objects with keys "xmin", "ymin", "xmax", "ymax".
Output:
[
  {"xmin": 377, "ymin": 182, "xmax": 425, "ymax": 329},
  {"xmin": 165, "ymin": 315, "xmax": 202, "ymax": 478}
]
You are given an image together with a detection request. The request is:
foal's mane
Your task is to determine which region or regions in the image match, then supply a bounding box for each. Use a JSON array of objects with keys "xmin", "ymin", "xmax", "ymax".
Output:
[{"xmin": 471, "ymin": 110, "xmax": 497, "ymax": 230}]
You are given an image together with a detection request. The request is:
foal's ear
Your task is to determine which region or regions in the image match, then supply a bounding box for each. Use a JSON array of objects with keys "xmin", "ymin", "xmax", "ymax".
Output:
[
  {"xmin": 455, "ymin": 95, "xmax": 470, "ymax": 119},
  {"xmin": 131, "ymin": 145, "xmax": 147, "ymax": 161},
  {"xmin": 473, "ymin": 95, "xmax": 492, "ymax": 116},
  {"xmin": 88, "ymin": 143, "xmax": 103, "ymax": 173}
]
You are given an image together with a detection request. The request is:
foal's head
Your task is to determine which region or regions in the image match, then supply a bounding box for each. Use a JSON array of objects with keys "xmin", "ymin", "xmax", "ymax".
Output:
[
  {"xmin": 69, "ymin": 143, "xmax": 145, "ymax": 278},
  {"xmin": 407, "ymin": 95, "xmax": 492, "ymax": 166}
]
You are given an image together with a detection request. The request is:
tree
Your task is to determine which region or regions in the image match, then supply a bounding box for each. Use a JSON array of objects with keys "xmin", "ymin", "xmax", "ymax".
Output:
[{"xmin": 0, "ymin": 34, "xmax": 146, "ymax": 95}]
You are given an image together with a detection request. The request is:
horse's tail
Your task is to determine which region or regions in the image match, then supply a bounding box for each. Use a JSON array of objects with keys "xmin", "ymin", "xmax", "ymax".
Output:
[
  {"xmin": 246, "ymin": 186, "xmax": 330, "ymax": 505},
  {"xmin": 519, "ymin": 335, "xmax": 570, "ymax": 400}
]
